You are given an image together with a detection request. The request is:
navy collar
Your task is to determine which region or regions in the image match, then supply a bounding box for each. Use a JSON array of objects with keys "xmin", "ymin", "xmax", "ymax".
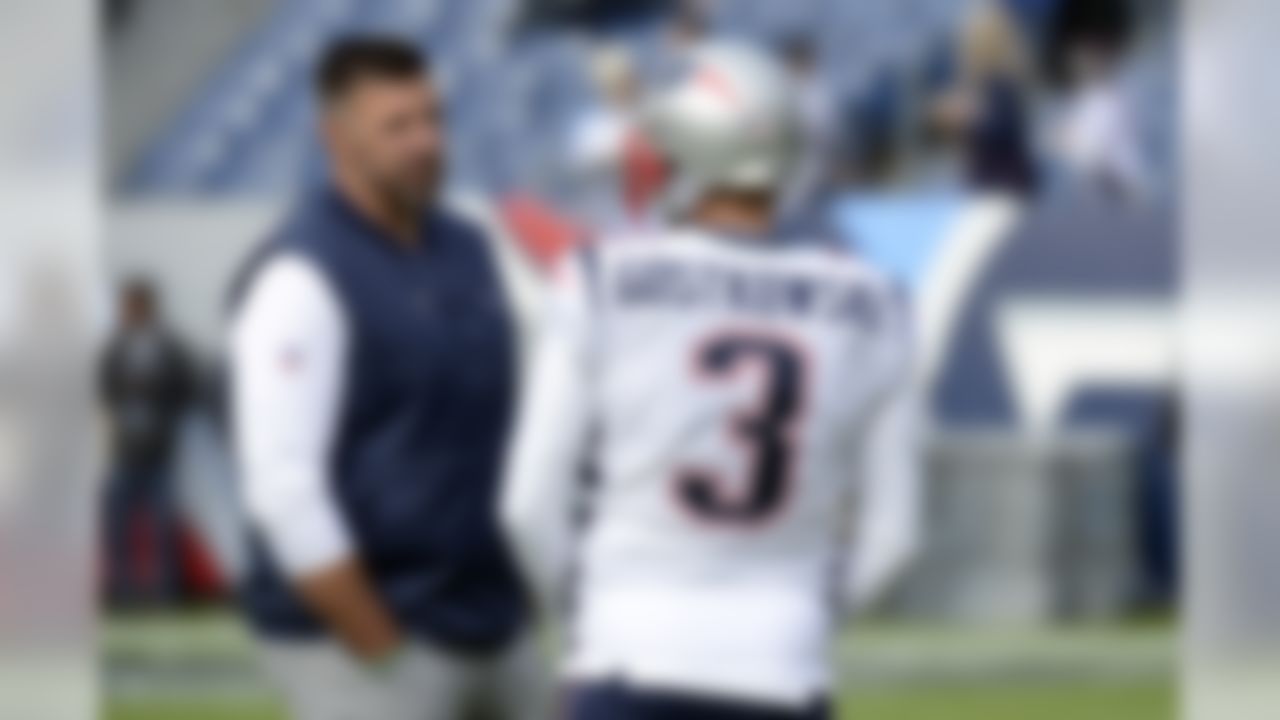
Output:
[{"xmin": 316, "ymin": 184, "xmax": 435, "ymax": 256}]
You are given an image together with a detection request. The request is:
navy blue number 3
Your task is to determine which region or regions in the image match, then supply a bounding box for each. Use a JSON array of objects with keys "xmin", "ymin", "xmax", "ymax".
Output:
[{"xmin": 675, "ymin": 332, "xmax": 807, "ymax": 526}]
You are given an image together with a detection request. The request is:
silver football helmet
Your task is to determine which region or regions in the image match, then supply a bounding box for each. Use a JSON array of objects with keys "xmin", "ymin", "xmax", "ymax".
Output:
[{"xmin": 640, "ymin": 41, "xmax": 801, "ymax": 213}]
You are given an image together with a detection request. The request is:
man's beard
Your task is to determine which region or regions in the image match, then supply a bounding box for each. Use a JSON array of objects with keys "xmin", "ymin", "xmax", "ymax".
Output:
[{"xmin": 383, "ymin": 160, "xmax": 442, "ymax": 215}]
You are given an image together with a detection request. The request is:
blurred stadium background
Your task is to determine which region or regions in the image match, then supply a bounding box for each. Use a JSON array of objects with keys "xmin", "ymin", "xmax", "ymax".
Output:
[{"xmin": 100, "ymin": 0, "xmax": 1178, "ymax": 718}]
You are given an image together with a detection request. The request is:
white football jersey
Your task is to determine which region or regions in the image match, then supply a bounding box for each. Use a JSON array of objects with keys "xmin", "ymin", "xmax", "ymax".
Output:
[{"xmin": 502, "ymin": 226, "xmax": 920, "ymax": 707}]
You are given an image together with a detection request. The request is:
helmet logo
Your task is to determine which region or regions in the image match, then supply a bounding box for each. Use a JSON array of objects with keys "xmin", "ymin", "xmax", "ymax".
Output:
[{"xmin": 694, "ymin": 66, "xmax": 740, "ymax": 108}]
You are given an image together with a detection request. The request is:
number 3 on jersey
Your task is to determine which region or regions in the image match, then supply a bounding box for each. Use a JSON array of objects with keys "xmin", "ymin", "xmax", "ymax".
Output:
[{"xmin": 674, "ymin": 332, "xmax": 809, "ymax": 526}]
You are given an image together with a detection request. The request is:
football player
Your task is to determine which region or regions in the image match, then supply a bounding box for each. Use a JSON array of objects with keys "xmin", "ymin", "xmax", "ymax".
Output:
[{"xmin": 502, "ymin": 42, "xmax": 922, "ymax": 720}]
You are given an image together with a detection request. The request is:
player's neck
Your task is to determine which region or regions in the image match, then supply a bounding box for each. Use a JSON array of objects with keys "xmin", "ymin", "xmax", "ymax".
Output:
[{"xmin": 689, "ymin": 191, "xmax": 776, "ymax": 242}]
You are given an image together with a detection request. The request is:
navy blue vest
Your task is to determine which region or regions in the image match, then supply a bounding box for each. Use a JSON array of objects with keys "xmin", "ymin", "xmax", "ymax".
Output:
[{"xmin": 233, "ymin": 189, "xmax": 527, "ymax": 654}]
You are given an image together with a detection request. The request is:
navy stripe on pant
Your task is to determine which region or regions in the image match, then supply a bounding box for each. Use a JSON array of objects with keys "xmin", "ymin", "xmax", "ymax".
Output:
[{"xmin": 567, "ymin": 681, "xmax": 830, "ymax": 720}]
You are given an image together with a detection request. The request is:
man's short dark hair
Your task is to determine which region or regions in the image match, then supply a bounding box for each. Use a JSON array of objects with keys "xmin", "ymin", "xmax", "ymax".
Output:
[{"xmin": 315, "ymin": 36, "xmax": 428, "ymax": 102}]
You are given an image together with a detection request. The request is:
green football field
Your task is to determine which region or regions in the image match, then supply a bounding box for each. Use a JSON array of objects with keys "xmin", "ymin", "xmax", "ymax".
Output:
[
  {"xmin": 104, "ymin": 612, "xmax": 1175, "ymax": 720},
  {"xmin": 108, "ymin": 684, "xmax": 1172, "ymax": 720}
]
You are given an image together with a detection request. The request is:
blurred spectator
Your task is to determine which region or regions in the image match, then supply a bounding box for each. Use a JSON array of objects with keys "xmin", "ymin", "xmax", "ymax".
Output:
[
  {"xmin": 1135, "ymin": 395, "xmax": 1179, "ymax": 610},
  {"xmin": 519, "ymin": 0, "xmax": 674, "ymax": 29},
  {"xmin": 931, "ymin": 0, "xmax": 1039, "ymax": 195},
  {"xmin": 99, "ymin": 279, "xmax": 194, "ymax": 608},
  {"xmin": 844, "ymin": 66, "xmax": 907, "ymax": 190},
  {"xmin": 658, "ymin": 0, "xmax": 713, "ymax": 79},
  {"xmin": 565, "ymin": 45, "xmax": 643, "ymax": 225},
  {"xmin": 777, "ymin": 36, "xmax": 840, "ymax": 225},
  {"xmin": 1050, "ymin": 0, "xmax": 1149, "ymax": 201},
  {"xmin": 1003, "ymin": 0, "xmax": 1064, "ymax": 43},
  {"xmin": 105, "ymin": 0, "xmax": 138, "ymax": 34}
]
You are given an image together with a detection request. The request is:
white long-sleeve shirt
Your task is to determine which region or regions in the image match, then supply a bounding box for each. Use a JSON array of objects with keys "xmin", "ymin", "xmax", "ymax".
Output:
[
  {"xmin": 501, "ymin": 227, "xmax": 921, "ymax": 706},
  {"xmin": 1058, "ymin": 77, "xmax": 1150, "ymax": 199}
]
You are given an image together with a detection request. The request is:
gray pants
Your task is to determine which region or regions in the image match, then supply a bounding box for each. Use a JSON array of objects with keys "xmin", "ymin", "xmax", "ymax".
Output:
[{"xmin": 258, "ymin": 635, "xmax": 549, "ymax": 720}]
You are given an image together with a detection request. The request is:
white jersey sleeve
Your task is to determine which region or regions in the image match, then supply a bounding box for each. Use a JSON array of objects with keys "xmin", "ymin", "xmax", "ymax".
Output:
[
  {"xmin": 840, "ymin": 302, "xmax": 923, "ymax": 614},
  {"xmin": 500, "ymin": 250, "xmax": 597, "ymax": 612},
  {"xmin": 231, "ymin": 254, "xmax": 353, "ymax": 577}
]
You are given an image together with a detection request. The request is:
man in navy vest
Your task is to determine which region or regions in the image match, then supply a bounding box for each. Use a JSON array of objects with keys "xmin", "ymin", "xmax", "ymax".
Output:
[{"xmin": 230, "ymin": 37, "xmax": 543, "ymax": 719}]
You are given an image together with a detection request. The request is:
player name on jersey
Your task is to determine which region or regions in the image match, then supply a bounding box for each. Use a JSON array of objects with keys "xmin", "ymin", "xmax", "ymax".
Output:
[{"xmin": 614, "ymin": 256, "xmax": 880, "ymax": 328}]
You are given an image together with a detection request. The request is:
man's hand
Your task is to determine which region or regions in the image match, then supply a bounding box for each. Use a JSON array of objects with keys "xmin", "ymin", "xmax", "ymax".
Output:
[{"xmin": 294, "ymin": 558, "xmax": 404, "ymax": 663}]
